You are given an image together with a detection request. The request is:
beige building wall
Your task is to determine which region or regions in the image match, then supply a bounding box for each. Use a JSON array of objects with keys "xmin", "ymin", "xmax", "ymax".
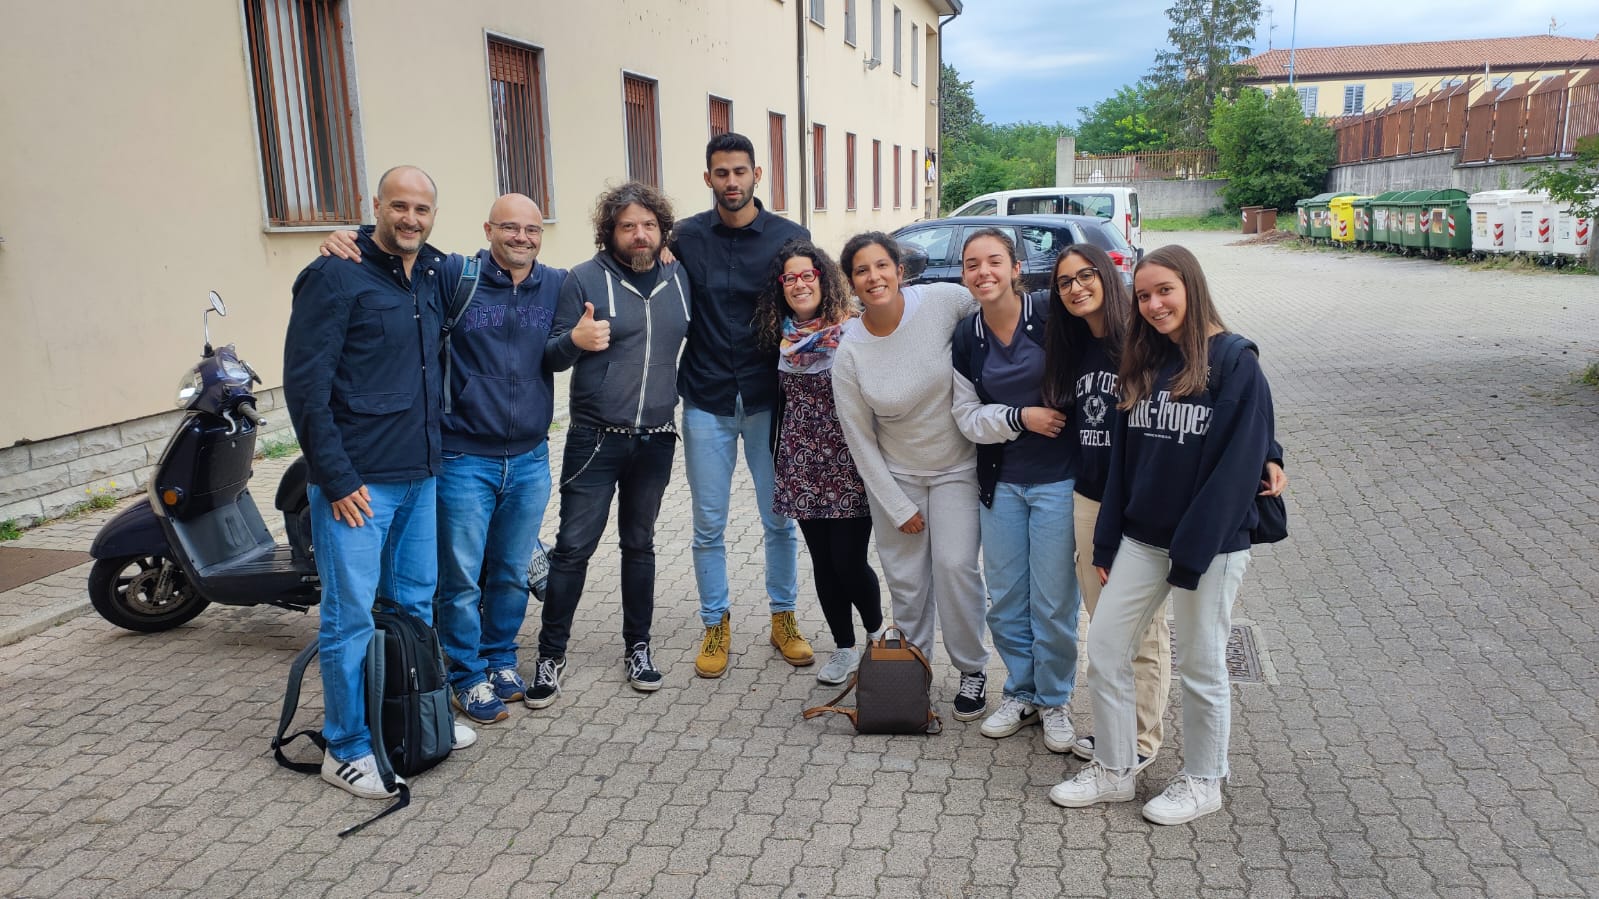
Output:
[{"xmin": 0, "ymin": 0, "xmax": 952, "ymax": 450}]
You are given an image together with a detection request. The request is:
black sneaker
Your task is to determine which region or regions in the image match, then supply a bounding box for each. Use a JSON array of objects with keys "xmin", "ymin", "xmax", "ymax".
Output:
[
  {"xmin": 1070, "ymin": 734, "xmax": 1154, "ymax": 772},
  {"xmin": 524, "ymin": 656, "xmax": 566, "ymax": 710},
  {"xmin": 952, "ymin": 670, "xmax": 988, "ymax": 721},
  {"xmin": 624, "ymin": 642, "xmax": 663, "ymax": 692}
]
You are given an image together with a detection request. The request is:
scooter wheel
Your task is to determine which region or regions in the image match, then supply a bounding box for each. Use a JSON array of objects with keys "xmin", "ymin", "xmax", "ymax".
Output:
[{"xmin": 88, "ymin": 554, "xmax": 210, "ymax": 632}]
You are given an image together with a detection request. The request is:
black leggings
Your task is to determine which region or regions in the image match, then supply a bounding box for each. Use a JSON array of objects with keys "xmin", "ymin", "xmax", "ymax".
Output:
[{"xmin": 796, "ymin": 516, "xmax": 883, "ymax": 648}]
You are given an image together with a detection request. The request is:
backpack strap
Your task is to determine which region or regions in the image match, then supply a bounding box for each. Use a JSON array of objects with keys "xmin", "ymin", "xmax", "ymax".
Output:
[
  {"xmin": 1206, "ymin": 332, "xmax": 1254, "ymax": 395},
  {"xmin": 271, "ymin": 639, "xmax": 326, "ymax": 773},
  {"xmin": 801, "ymin": 675, "xmax": 860, "ymax": 726},
  {"xmin": 336, "ymin": 614, "xmax": 410, "ymax": 838},
  {"xmin": 439, "ymin": 254, "xmax": 483, "ymax": 415}
]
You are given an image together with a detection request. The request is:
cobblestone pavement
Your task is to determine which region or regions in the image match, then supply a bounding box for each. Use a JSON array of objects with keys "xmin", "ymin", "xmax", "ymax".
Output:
[{"xmin": 2, "ymin": 232, "xmax": 1596, "ymax": 897}]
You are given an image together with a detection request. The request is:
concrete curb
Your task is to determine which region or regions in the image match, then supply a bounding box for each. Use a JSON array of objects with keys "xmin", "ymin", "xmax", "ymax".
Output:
[{"xmin": 0, "ymin": 598, "xmax": 91, "ymax": 647}]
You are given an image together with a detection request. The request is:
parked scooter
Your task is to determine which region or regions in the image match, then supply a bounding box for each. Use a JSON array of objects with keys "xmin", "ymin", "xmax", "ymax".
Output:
[{"xmin": 89, "ymin": 291, "xmax": 319, "ymax": 631}]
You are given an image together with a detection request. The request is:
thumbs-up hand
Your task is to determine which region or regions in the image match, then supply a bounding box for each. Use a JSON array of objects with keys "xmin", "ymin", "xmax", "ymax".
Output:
[{"xmin": 571, "ymin": 302, "xmax": 611, "ymax": 352}]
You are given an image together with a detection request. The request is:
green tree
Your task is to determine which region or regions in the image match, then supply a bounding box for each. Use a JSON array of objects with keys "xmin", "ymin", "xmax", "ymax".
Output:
[
  {"xmin": 1524, "ymin": 134, "xmax": 1599, "ymax": 270},
  {"xmin": 1148, "ymin": 0, "xmax": 1261, "ymax": 146},
  {"xmin": 939, "ymin": 63, "xmax": 982, "ymax": 148},
  {"xmin": 1076, "ymin": 83, "xmax": 1171, "ymax": 155},
  {"xmin": 1209, "ymin": 87, "xmax": 1335, "ymax": 211},
  {"xmin": 941, "ymin": 121, "xmax": 1075, "ymax": 213}
]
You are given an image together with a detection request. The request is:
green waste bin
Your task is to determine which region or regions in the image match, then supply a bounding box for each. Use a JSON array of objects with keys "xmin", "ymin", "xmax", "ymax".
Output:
[
  {"xmin": 1358, "ymin": 191, "xmax": 1402, "ymax": 246},
  {"xmin": 1421, "ymin": 188, "xmax": 1472, "ymax": 255},
  {"xmin": 1301, "ymin": 192, "xmax": 1353, "ymax": 243},
  {"xmin": 1397, "ymin": 189, "xmax": 1451, "ymax": 253},
  {"xmin": 1371, "ymin": 190, "xmax": 1413, "ymax": 250}
]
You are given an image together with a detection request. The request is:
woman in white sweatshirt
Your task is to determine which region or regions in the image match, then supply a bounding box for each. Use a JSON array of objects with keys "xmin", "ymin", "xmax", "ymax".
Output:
[{"xmin": 830, "ymin": 231, "xmax": 991, "ymax": 722}]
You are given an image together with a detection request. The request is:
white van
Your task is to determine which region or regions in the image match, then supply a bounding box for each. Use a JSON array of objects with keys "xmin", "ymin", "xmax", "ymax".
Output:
[{"xmin": 951, "ymin": 187, "xmax": 1142, "ymax": 251}]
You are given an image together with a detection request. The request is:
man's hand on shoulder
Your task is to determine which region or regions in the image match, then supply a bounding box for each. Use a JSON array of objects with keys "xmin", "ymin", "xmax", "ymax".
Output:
[{"xmin": 319, "ymin": 229, "xmax": 362, "ymax": 262}]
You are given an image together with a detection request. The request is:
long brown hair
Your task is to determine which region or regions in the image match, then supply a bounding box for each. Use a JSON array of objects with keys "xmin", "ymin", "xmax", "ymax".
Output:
[
  {"xmin": 1119, "ymin": 244, "xmax": 1228, "ymax": 409},
  {"xmin": 1041, "ymin": 243, "xmax": 1132, "ymax": 409},
  {"xmin": 753, "ymin": 239, "xmax": 855, "ymax": 346}
]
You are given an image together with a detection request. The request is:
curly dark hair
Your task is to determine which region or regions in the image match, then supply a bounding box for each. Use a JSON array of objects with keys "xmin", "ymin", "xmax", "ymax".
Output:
[
  {"xmin": 591, "ymin": 181, "xmax": 675, "ymax": 254},
  {"xmin": 838, "ymin": 231, "xmax": 902, "ymax": 279},
  {"xmin": 1040, "ymin": 243, "xmax": 1133, "ymax": 408},
  {"xmin": 753, "ymin": 239, "xmax": 856, "ymax": 347}
]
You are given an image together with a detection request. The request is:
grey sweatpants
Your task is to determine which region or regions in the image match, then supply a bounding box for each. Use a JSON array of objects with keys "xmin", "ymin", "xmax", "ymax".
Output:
[{"xmin": 866, "ymin": 467, "xmax": 990, "ymax": 675}]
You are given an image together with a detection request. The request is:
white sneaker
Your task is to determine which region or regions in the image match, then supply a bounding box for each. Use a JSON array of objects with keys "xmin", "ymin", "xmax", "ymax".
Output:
[
  {"xmin": 321, "ymin": 753, "xmax": 402, "ymax": 800},
  {"xmin": 816, "ymin": 647, "xmax": 861, "ymax": 685},
  {"xmin": 1142, "ymin": 774, "xmax": 1224, "ymax": 825},
  {"xmin": 452, "ymin": 720, "xmax": 477, "ymax": 750},
  {"xmin": 1048, "ymin": 760, "xmax": 1135, "ymax": 808},
  {"xmin": 979, "ymin": 696, "xmax": 1039, "ymax": 738},
  {"xmin": 1069, "ymin": 734, "xmax": 1156, "ymax": 772},
  {"xmin": 1040, "ymin": 706, "xmax": 1076, "ymax": 753}
]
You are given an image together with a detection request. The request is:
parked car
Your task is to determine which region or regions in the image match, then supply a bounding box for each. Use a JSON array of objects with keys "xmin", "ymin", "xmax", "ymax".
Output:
[
  {"xmin": 949, "ymin": 186, "xmax": 1142, "ymax": 251},
  {"xmin": 893, "ymin": 214, "xmax": 1137, "ymax": 293}
]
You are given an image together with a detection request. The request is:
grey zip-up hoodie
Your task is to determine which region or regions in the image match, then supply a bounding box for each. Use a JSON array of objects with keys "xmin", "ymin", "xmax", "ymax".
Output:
[{"xmin": 546, "ymin": 250, "xmax": 691, "ymax": 430}]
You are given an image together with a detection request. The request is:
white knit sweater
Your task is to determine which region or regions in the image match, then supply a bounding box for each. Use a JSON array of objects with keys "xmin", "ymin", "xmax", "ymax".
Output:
[{"xmin": 832, "ymin": 282, "xmax": 978, "ymax": 527}]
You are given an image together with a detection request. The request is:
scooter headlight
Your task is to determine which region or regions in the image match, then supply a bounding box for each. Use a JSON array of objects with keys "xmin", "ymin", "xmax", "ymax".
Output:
[{"xmin": 175, "ymin": 368, "xmax": 203, "ymax": 409}]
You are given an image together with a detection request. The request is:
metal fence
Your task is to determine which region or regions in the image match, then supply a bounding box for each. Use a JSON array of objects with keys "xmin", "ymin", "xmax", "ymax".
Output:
[
  {"xmin": 1073, "ymin": 149, "xmax": 1218, "ymax": 183},
  {"xmin": 1334, "ymin": 69, "xmax": 1599, "ymax": 165}
]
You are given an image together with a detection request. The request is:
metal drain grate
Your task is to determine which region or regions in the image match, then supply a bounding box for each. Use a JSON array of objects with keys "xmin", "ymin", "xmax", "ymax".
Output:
[{"xmin": 1225, "ymin": 624, "xmax": 1265, "ymax": 683}]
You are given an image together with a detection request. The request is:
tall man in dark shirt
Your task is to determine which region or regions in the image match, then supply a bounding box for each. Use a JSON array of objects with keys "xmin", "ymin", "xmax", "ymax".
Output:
[{"xmin": 672, "ymin": 133, "xmax": 813, "ymax": 678}]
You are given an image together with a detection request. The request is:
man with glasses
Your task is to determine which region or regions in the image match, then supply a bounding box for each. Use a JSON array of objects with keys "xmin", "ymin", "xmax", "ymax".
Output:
[{"xmin": 319, "ymin": 193, "xmax": 564, "ymax": 725}]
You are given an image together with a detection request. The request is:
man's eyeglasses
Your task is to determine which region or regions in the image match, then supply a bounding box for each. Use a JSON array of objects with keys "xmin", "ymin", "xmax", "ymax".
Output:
[
  {"xmin": 1055, "ymin": 267, "xmax": 1100, "ymax": 293},
  {"xmin": 780, "ymin": 269, "xmax": 822, "ymax": 286},
  {"xmin": 491, "ymin": 222, "xmax": 544, "ymax": 237}
]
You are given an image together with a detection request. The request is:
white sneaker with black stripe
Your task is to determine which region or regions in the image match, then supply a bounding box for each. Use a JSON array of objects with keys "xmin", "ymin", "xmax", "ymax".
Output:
[{"xmin": 321, "ymin": 753, "xmax": 402, "ymax": 800}]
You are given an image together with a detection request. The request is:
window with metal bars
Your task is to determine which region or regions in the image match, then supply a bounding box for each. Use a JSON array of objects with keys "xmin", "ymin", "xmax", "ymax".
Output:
[
  {"xmin": 893, "ymin": 144, "xmax": 901, "ymax": 208},
  {"xmin": 910, "ymin": 149, "xmax": 918, "ymax": 208},
  {"xmin": 813, "ymin": 124, "xmax": 827, "ymax": 210},
  {"xmin": 623, "ymin": 74, "xmax": 662, "ymax": 186},
  {"xmin": 769, "ymin": 113, "xmax": 788, "ymax": 212},
  {"xmin": 846, "ymin": 133, "xmax": 858, "ymax": 210},
  {"xmin": 872, "ymin": 139, "xmax": 882, "ymax": 209},
  {"xmin": 243, "ymin": 0, "xmax": 363, "ymax": 226},
  {"xmin": 487, "ymin": 38, "xmax": 552, "ymax": 212},
  {"xmin": 709, "ymin": 95, "xmax": 732, "ymax": 137}
]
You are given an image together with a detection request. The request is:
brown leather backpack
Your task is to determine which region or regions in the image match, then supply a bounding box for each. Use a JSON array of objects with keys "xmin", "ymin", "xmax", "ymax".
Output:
[{"xmin": 802, "ymin": 627, "xmax": 942, "ymax": 734}]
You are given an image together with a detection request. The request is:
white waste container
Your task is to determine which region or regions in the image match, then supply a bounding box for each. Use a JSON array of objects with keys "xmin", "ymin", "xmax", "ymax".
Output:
[
  {"xmin": 1552, "ymin": 205, "xmax": 1593, "ymax": 261},
  {"xmin": 1467, "ymin": 189, "xmax": 1522, "ymax": 255},
  {"xmin": 1510, "ymin": 190, "xmax": 1557, "ymax": 256}
]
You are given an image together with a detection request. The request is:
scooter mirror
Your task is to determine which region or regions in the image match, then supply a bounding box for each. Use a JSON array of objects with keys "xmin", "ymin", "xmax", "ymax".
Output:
[{"xmin": 208, "ymin": 291, "xmax": 227, "ymax": 317}]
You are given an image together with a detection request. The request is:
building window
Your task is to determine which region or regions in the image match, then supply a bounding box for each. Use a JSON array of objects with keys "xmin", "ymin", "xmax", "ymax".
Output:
[
  {"xmin": 1492, "ymin": 74, "xmax": 1513, "ymax": 91},
  {"xmin": 769, "ymin": 112, "xmax": 788, "ymax": 212},
  {"xmin": 846, "ymin": 132, "xmax": 858, "ymax": 210},
  {"xmin": 892, "ymin": 7, "xmax": 902, "ymax": 75},
  {"xmin": 487, "ymin": 38, "xmax": 552, "ymax": 214},
  {"xmin": 243, "ymin": 0, "xmax": 362, "ymax": 226},
  {"xmin": 1341, "ymin": 83, "xmax": 1365, "ymax": 115},
  {"xmin": 1391, "ymin": 81, "xmax": 1414, "ymax": 102},
  {"xmin": 813, "ymin": 124, "xmax": 827, "ymax": 210},
  {"xmin": 872, "ymin": 138, "xmax": 882, "ymax": 209},
  {"xmin": 1296, "ymin": 86, "xmax": 1319, "ymax": 115},
  {"xmin": 844, "ymin": 0, "xmax": 857, "ymax": 45},
  {"xmin": 810, "ymin": 0, "xmax": 824, "ymax": 24},
  {"xmin": 893, "ymin": 145, "xmax": 901, "ymax": 208},
  {"xmin": 911, "ymin": 24, "xmax": 919, "ymax": 85},
  {"xmin": 623, "ymin": 74, "xmax": 661, "ymax": 186},
  {"xmin": 910, "ymin": 149, "xmax": 918, "ymax": 208},
  {"xmin": 871, "ymin": 0, "xmax": 882, "ymax": 63},
  {"xmin": 709, "ymin": 95, "xmax": 732, "ymax": 137}
]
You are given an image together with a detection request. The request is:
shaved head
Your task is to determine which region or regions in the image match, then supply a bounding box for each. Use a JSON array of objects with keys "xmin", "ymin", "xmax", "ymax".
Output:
[
  {"xmin": 376, "ymin": 165, "xmax": 438, "ymax": 204},
  {"xmin": 483, "ymin": 192, "xmax": 545, "ymax": 278}
]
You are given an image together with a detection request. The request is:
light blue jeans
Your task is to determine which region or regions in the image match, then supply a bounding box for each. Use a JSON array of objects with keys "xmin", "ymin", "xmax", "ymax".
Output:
[
  {"xmin": 980, "ymin": 479, "xmax": 1080, "ymax": 708},
  {"xmin": 682, "ymin": 398, "xmax": 799, "ymax": 627},
  {"xmin": 435, "ymin": 444, "xmax": 551, "ymax": 691},
  {"xmin": 1088, "ymin": 537, "xmax": 1250, "ymax": 779},
  {"xmin": 308, "ymin": 478, "xmax": 438, "ymax": 762}
]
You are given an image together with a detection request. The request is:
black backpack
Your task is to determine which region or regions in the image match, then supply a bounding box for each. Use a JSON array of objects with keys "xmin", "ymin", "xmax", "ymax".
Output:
[
  {"xmin": 273, "ymin": 599, "xmax": 454, "ymax": 836},
  {"xmin": 1209, "ymin": 333, "xmax": 1288, "ymax": 545}
]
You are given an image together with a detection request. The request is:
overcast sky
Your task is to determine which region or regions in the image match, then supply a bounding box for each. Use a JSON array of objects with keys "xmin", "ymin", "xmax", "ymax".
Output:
[{"xmin": 941, "ymin": 1, "xmax": 1599, "ymax": 126}]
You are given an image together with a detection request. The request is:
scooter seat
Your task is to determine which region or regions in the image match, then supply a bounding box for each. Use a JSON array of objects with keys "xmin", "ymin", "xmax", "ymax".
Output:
[{"xmin": 275, "ymin": 456, "xmax": 310, "ymax": 513}]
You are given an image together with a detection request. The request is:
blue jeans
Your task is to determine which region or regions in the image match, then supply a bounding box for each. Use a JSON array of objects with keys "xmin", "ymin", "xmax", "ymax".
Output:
[
  {"xmin": 435, "ymin": 444, "xmax": 551, "ymax": 691},
  {"xmin": 682, "ymin": 398, "xmax": 799, "ymax": 626},
  {"xmin": 538, "ymin": 427, "xmax": 676, "ymax": 656},
  {"xmin": 308, "ymin": 478, "xmax": 438, "ymax": 762},
  {"xmin": 979, "ymin": 479, "xmax": 1080, "ymax": 708}
]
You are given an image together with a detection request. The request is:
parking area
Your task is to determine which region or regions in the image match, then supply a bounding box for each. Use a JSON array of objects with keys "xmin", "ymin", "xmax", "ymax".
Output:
[{"xmin": 1, "ymin": 231, "xmax": 1596, "ymax": 898}]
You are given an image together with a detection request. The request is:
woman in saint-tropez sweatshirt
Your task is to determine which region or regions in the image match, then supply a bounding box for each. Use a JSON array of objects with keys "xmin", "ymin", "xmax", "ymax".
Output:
[
  {"xmin": 830, "ymin": 232, "xmax": 992, "ymax": 722},
  {"xmin": 1049, "ymin": 244, "xmax": 1279, "ymax": 826}
]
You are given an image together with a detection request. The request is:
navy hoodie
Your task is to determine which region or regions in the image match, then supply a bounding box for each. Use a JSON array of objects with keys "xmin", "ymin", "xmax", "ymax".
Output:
[
  {"xmin": 1093, "ymin": 334, "xmax": 1275, "ymax": 589},
  {"xmin": 441, "ymin": 249, "xmax": 565, "ymax": 455}
]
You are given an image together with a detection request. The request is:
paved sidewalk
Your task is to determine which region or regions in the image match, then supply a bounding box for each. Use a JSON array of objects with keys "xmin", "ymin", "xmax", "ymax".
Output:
[{"xmin": 1, "ymin": 232, "xmax": 1596, "ymax": 897}]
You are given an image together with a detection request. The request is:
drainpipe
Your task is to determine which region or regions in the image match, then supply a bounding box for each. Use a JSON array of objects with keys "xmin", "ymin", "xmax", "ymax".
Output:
[
  {"xmin": 936, "ymin": 8, "xmax": 961, "ymax": 215},
  {"xmin": 796, "ymin": 1, "xmax": 810, "ymax": 229}
]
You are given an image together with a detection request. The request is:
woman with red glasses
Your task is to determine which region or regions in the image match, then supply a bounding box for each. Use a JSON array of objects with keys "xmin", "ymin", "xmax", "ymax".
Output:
[{"xmin": 754, "ymin": 239, "xmax": 884, "ymax": 685}]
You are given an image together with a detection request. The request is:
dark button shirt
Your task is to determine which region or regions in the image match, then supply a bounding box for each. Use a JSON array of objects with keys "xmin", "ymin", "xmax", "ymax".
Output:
[{"xmin": 672, "ymin": 199, "xmax": 808, "ymax": 415}]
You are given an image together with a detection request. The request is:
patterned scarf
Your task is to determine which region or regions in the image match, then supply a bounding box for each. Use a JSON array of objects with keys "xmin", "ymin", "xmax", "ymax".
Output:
[{"xmin": 778, "ymin": 316, "xmax": 847, "ymax": 374}]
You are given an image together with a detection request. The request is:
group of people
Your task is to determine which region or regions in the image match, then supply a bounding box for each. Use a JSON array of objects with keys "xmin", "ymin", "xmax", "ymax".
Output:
[{"xmin": 283, "ymin": 130, "xmax": 1285, "ymax": 827}]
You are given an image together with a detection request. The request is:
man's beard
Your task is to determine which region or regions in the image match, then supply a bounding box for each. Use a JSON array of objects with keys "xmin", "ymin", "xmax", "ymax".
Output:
[{"xmin": 626, "ymin": 245, "xmax": 658, "ymax": 273}]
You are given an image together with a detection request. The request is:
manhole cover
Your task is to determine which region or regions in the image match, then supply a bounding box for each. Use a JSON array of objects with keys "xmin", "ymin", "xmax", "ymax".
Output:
[{"xmin": 1226, "ymin": 624, "xmax": 1264, "ymax": 683}]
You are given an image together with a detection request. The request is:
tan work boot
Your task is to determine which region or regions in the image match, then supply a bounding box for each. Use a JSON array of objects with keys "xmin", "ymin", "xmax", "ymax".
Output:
[
  {"xmin": 770, "ymin": 611, "xmax": 815, "ymax": 666},
  {"xmin": 695, "ymin": 613, "xmax": 731, "ymax": 678}
]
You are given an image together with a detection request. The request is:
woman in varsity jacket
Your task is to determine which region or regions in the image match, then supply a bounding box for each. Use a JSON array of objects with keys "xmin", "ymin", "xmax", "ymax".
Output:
[{"xmin": 1049, "ymin": 244, "xmax": 1280, "ymax": 826}]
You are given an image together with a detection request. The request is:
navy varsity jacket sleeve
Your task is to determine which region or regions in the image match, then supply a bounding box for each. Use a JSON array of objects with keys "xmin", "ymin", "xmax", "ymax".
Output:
[{"xmin": 283, "ymin": 261, "xmax": 362, "ymax": 501}]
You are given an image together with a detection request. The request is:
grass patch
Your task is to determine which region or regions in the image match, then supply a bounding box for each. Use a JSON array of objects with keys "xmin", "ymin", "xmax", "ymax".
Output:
[
  {"xmin": 63, "ymin": 484, "xmax": 122, "ymax": 519},
  {"xmin": 258, "ymin": 436, "xmax": 301, "ymax": 460},
  {"xmin": 0, "ymin": 519, "xmax": 21, "ymax": 541},
  {"xmin": 1143, "ymin": 211, "xmax": 1243, "ymax": 232},
  {"xmin": 1446, "ymin": 254, "xmax": 1595, "ymax": 276},
  {"xmin": 1577, "ymin": 362, "xmax": 1599, "ymax": 388}
]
